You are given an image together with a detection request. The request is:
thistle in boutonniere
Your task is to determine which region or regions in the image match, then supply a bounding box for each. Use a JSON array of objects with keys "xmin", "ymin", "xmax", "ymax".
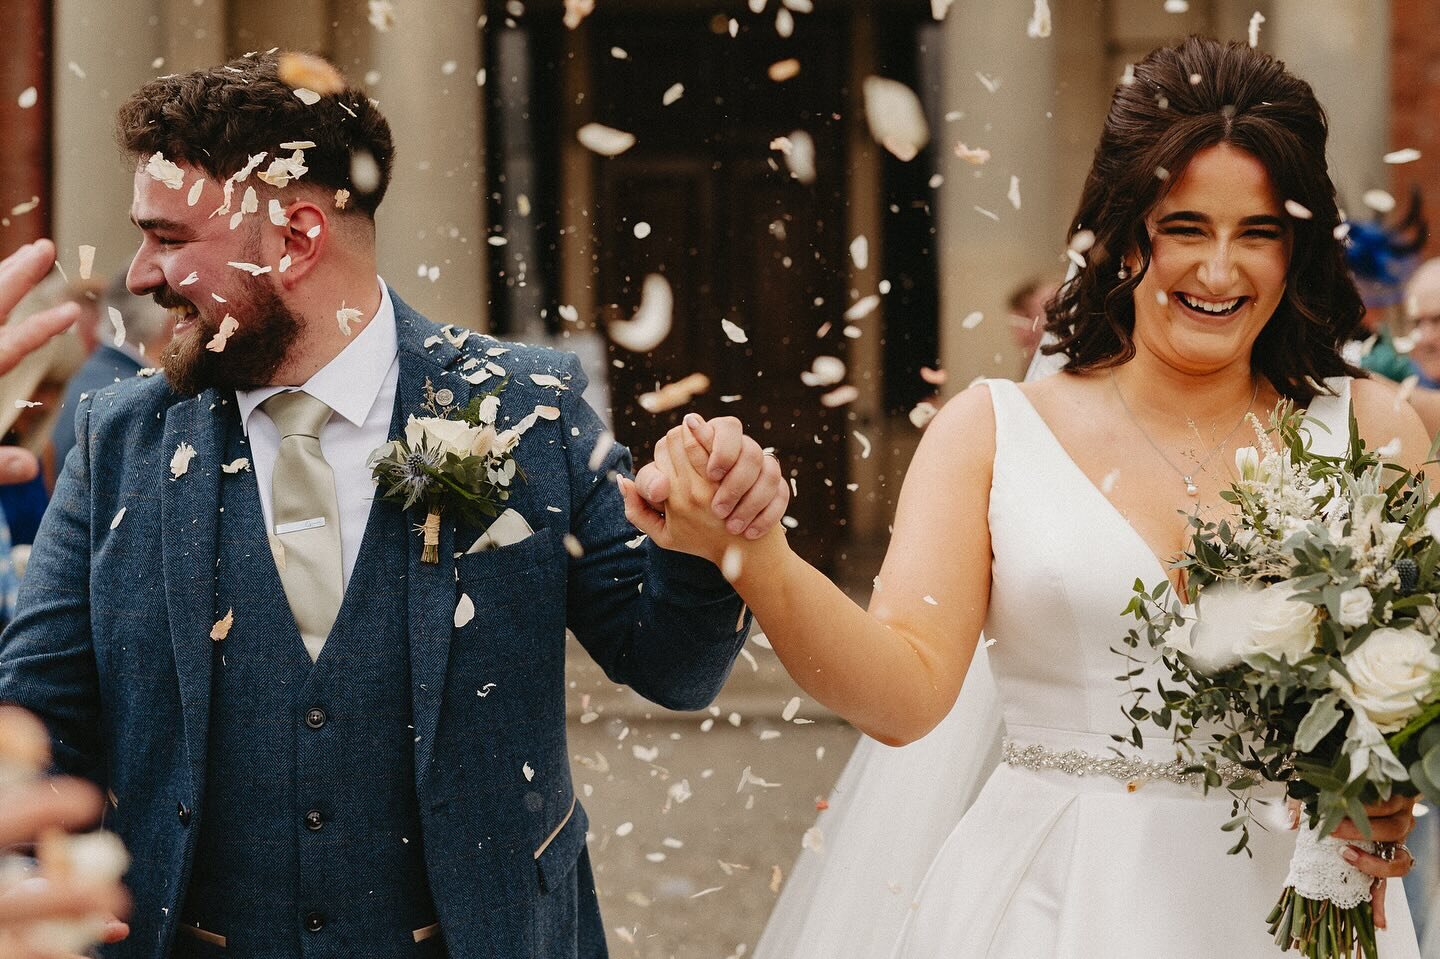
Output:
[{"xmin": 369, "ymin": 378, "xmax": 524, "ymax": 563}]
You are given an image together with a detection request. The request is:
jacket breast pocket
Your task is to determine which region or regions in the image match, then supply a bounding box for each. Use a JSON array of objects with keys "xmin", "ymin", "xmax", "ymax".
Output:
[{"xmin": 454, "ymin": 526, "xmax": 555, "ymax": 585}]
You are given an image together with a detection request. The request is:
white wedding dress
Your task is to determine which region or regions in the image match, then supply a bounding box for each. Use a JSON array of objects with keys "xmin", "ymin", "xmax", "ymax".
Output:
[{"xmin": 756, "ymin": 374, "xmax": 1420, "ymax": 958}]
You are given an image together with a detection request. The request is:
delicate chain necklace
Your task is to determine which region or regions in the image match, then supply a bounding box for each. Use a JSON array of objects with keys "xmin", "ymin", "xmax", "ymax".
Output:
[{"xmin": 1110, "ymin": 371, "xmax": 1260, "ymax": 497}]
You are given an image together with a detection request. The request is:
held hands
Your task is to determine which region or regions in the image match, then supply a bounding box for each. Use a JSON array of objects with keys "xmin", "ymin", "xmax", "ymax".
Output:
[
  {"xmin": 1289, "ymin": 794, "xmax": 1417, "ymax": 929},
  {"xmin": 620, "ymin": 414, "xmax": 788, "ymax": 566}
]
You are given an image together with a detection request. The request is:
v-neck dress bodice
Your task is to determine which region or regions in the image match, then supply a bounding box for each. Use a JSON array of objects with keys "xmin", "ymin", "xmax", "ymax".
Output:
[{"xmin": 887, "ymin": 376, "xmax": 1420, "ymax": 958}]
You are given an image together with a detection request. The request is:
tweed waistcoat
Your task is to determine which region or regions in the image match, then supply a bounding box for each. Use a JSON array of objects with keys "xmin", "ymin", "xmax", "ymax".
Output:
[{"xmin": 177, "ymin": 414, "xmax": 438, "ymax": 958}]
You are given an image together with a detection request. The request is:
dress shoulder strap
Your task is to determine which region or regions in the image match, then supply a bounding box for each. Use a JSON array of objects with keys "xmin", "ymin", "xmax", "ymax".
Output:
[{"xmin": 1300, "ymin": 376, "xmax": 1353, "ymax": 458}]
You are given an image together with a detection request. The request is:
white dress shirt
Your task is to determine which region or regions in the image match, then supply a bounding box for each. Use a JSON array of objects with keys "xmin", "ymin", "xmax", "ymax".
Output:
[{"xmin": 236, "ymin": 278, "xmax": 399, "ymax": 590}]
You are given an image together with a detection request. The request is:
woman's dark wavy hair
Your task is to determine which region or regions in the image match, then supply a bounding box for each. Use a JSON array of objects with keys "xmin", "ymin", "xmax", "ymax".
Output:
[
  {"xmin": 116, "ymin": 52, "xmax": 394, "ymax": 219},
  {"xmin": 1043, "ymin": 36, "xmax": 1363, "ymax": 403}
]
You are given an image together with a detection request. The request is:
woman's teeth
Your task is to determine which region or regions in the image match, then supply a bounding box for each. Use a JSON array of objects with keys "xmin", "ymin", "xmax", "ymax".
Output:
[{"xmin": 1174, "ymin": 292, "xmax": 1245, "ymax": 316}]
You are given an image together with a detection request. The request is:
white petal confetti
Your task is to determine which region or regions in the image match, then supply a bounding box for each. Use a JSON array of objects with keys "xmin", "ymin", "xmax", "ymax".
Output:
[
  {"xmin": 782, "ymin": 697, "xmax": 802, "ymax": 721},
  {"xmin": 1248, "ymin": 11, "xmax": 1266, "ymax": 47},
  {"xmin": 110, "ymin": 507, "xmax": 127, "ymax": 530},
  {"xmin": 801, "ymin": 826, "xmax": 825, "ymax": 853},
  {"xmin": 975, "ymin": 71, "xmax": 1001, "ymax": 93},
  {"xmin": 820, "ymin": 385, "xmax": 859, "ymax": 408},
  {"xmin": 522, "ymin": 762, "xmax": 535, "ymax": 782},
  {"xmin": 768, "ymin": 58, "xmax": 801, "ymax": 82},
  {"xmin": 662, "ymin": 83, "xmax": 684, "ymax": 106},
  {"xmin": 170, "ymin": 442, "xmax": 197, "ymax": 478},
  {"xmin": 608, "ymin": 273, "xmax": 673, "ymax": 352},
  {"xmin": 772, "ymin": 131, "xmax": 817, "ymax": 184},
  {"xmin": 961, "ymin": 310, "xmax": 984, "ymax": 330},
  {"xmin": 1384, "ymin": 148, "xmax": 1422, "ymax": 165},
  {"xmin": 638, "ymin": 373, "xmax": 710, "ymax": 413},
  {"xmin": 721, "ymin": 318, "xmax": 750, "ymax": 344},
  {"xmin": 615, "ymin": 821, "xmax": 634, "ymax": 836},
  {"xmin": 268, "ymin": 199, "xmax": 290, "ymax": 226},
  {"xmin": 1363, "ymin": 189, "xmax": 1397, "ymax": 214},
  {"xmin": 368, "ymin": 0, "xmax": 396, "ymax": 30},
  {"xmin": 222, "ymin": 458, "xmax": 251, "ymax": 474},
  {"xmin": 844, "ymin": 295, "xmax": 880, "ymax": 321},
  {"xmin": 17, "ymin": 86, "xmax": 37, "ymax": 109},
  {"xmin": 576, "ymin": 122, "xmax": 636, "ymax": 157},
  {"xmin": 337, "ymin": 304, "xmax": 362, "ymax": 336},
  {"xmin": 909, "ymin": 401, "xmax": 939, "ymax": 428},
  {"xmin": 863, "ymin": 77, "xmax": 929, "ymax": 161},
  {"xmin": 455, "ymin": 593, "xmax": 476, "ymax": 628},
  {"xmin": 854, "ymin": 430, "xmax": 872, "ymax": 459},
  {"xmin": 228, "ymin": 261, "xmax": 272, "ymax": 276},
  {"xmin": 108, "ymin": 307, "xmax": 126, "ymax": 347},
  {"xmin": 144, "ymin": 152, "xmax": 186, "ymax": 189},
  {"xmin": 800, "ymin": 355, "xmax": 846, "ymax": 387},
  {"xmin": 849, "ymin": 235, "xmax": 869, "ymax": 270},
  {"xmin": 205, "ymin": 314, "xmax": 239, "ymax": 353},
  {"xmin": 78, "ymin": 245, "xmax": 96, "ymax": 280},
  {"xmin": 530, "ymin": 373, "xmax": 565, "ymax": 389},
  {"xmin": 180, "ymin": 271, "xmax": 199, "ymax": 287},
  {"xmin": 1026, "ymin": 0, "xmax": 1051, "ymax": 37},
  {"xmin": 954, "ymin": 142, "xmax": 990, "ymax": 165},
  {"xmin": 1007, "ymin": 175, "xmax": 1022, "ymax": 210},
  {"xmin": 293, "ymin": 87, "xmax": 322, "ymax": 105},
  {"xmin": 1284, "ymin": 199, "xmax": 1312, "ymax": 220}
]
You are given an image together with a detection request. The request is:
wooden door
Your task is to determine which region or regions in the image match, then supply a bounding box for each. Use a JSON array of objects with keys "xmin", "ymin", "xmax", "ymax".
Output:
[{"xmin": 590, "ymin": 9, "xmax": 850, "ymax": 570}]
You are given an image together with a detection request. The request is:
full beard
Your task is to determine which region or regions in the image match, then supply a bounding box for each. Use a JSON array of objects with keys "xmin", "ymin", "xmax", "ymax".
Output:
[{"xmin": 159, "ymin": 281, "xmax": 302, "ymax": 396}]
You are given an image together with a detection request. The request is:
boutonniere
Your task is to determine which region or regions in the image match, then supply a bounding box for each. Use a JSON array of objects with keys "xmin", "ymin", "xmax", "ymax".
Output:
[{"xmin": 369, "ymin": 378, "xmax": 525, "ymax": 563}]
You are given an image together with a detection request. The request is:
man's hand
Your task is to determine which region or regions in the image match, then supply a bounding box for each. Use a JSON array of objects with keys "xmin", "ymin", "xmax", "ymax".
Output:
[
  {"xmin": 630, "ymin": 414, "xmax": 788, "ymax": 539},
  {"xmin": 0, "ymin": 240, "xmax": 81, "ymax": 483}
]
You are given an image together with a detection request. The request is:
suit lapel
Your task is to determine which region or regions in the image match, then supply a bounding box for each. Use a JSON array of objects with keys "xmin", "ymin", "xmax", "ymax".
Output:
[
  {"xmin": 159, "ymin": 390, "xmax": 226, "ymax": 796},
  {"xmin": 392, "ymin": 298, "xmax": 474, "ymax": 793}
]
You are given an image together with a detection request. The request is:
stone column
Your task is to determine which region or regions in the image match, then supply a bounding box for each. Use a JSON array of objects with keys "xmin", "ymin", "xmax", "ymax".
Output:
[
  {"xmin": 1268, "ymin": 0, "xmax": 1390, "ymax": 217},
  {"xmin": 365, "ymin": 1, "xmax": 489, "ymax": 329},
  {"xmin": 935, "ymin": 0, "xmax": 1060, "ymax": 394}
]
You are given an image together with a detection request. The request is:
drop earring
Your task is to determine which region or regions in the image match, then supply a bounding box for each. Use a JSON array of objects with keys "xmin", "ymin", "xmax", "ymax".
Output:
[{"xmin": 1117, "ymin": 262, "xmax": 1132, "ymax": 281}]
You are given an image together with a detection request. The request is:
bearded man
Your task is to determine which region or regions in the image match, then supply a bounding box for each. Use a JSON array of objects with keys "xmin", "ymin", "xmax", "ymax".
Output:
[{"xmin": 0, "ymin": 53, "xmax": 786, "ymax": 959}]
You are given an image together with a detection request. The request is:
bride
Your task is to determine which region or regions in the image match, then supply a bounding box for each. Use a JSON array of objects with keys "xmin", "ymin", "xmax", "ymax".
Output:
[{"xmin": 621, "ymin": 36, "xmax": 1429, "ymax": 957}]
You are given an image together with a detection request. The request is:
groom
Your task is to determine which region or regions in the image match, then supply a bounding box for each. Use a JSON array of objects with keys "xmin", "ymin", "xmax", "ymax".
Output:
[{"xmin": 0, "ymin": 54, "xmax": 784, "ymax": 958}]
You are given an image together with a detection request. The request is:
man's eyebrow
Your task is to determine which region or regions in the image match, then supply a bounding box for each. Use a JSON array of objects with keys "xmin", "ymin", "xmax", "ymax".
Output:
[
  {"xmin": 1156, "ymin": 210, "xmax": 1288, "ymax": 229},
  {"xmin": 130, "ymin": 215, "xmax": 195, "ymax": 234}
]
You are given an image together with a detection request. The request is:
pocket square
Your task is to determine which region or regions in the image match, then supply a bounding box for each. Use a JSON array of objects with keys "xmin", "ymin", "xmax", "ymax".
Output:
[{"xmin": 466, "ymin": 508, "xmax": 535, "ymax": 553}]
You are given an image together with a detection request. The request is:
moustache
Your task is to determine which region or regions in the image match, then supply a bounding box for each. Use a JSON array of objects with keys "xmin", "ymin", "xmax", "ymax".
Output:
[{"xmin": 151, "ymin": 289, "xmax": 195, "ymax": 311}]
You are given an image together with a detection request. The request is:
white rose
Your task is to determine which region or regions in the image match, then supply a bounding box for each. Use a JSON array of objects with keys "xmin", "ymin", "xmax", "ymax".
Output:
[
  {"xmin": 1159, "ymin": 613, "xmax": 1197, "ymax": 657},
  {"xmin": 1186, "ymin": 581, "xmax": 1261, "ymax": 673},
  {"xmin": 1337, "ymin": 587, "xmax": 1375, "ymax": 629},
  {"xmin": 405, "ymin": 415, "xmax": 482, "ymax": 457},
  {"xmin": 1336, "ymin": 627, "xmax": 1440, "ymax": 731},
  {"xmin": 1237, "ymin": 582, "xmax": 1318, "ymax": 664}
]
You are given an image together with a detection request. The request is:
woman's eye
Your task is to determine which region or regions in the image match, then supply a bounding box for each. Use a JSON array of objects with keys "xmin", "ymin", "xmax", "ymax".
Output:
[
  {"xmin": 1245, "ymin": 230, "xmax": 1282, "ymax": 240},
  {"xmin": 1160, "ymin": 227, "xmax": 1203, "ymax": 237}
]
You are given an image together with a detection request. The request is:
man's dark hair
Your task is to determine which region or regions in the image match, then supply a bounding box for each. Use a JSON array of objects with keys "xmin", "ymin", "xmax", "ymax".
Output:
[
  {"xmin": 115, "ymin": 52, "xmax": 394, "ymax": 218},
  {"xmin": 1044, "ymin": 35, "xmax": 1363, "ymax": 403}
]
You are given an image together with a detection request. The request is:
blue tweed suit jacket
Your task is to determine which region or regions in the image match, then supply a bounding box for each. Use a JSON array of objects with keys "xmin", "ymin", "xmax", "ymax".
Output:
[{"xmin": 0, "ymin": 292, "xmax": 751, "ymax": 958}]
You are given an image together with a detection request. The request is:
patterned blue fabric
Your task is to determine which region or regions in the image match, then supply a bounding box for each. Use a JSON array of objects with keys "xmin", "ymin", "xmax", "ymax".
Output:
[
  {"xmin": 0, "ymin": 501, "xmax": 15, "ymax": 622},
  {"xmin": 0, "ymin": 291, "xmax": 750, "ymax": 959},
  {"xmin": 0, "ymin": 473, "xmax": 49, "ymax": 546}
]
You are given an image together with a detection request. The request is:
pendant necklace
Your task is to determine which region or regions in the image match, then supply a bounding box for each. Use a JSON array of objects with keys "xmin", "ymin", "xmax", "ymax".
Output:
[{"xmin": 1110, "ymin": 371, "xmax": 1260, "ymax": 497}]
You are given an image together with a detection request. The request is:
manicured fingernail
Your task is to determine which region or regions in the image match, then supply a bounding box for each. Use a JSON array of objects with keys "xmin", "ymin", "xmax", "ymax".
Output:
[
  {"xmin": 6, "ymin": 461, "xmax": 25, "ymax": 482},
  {"xmin": 684, "ymin": 413, "xmax": 703, "ymax": 429},
  {"xmin": 1342, "ymin": 848, "xmax": 1360, "ymax": 863}
]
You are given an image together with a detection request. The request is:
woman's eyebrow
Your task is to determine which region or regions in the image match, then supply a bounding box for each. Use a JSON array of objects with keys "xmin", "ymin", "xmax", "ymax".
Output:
[{"xmin": 1156, "ymin": 210, "xmax": 1287, "ymax": 228}]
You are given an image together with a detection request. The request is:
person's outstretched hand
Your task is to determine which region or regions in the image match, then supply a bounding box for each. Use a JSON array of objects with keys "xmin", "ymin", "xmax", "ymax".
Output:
[{"xmin": 0, "ymin": 240, "xmax": 82, "ymax": 484}]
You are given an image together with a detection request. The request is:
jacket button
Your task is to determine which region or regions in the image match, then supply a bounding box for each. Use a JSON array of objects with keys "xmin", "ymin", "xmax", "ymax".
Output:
[
  {"xmin": 177, "ymin": 802, "xmax": 191, "ymax": 827},
  {"xmin": 304, "ymin": 810, "xmax": 324, "ymax": 831},
  {"xmin": 305, "ymin": 707, "xmax": 327, "ymax": 729},
  {"xmin": 304, "ymin": 912, "xmax": 325, "ymax": 933}
]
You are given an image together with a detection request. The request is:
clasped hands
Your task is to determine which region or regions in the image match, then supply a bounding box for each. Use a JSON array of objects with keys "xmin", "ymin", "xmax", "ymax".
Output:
[
  {"xmin": 621, "ymin": 413, "xmax": 786, "ymax": 566},
  {"xmin": 1291, "ymin": 794, "xmax": 1418, "ymax": 930}
]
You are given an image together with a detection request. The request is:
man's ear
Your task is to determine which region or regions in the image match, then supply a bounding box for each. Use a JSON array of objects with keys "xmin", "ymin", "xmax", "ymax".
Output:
[{"xmin": 276, "ymin": 201, "xmax": 328, "ymax": 288}]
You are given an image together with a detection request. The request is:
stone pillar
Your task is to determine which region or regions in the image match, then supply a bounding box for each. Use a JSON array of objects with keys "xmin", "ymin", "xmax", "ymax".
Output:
[
  {"xmin": 1268, "ymin": 0, "xmax": 1389, "ymax": 219},
  {"xmin": 935, "ymin": 1, "xmax": 1060, "ymax": 395},
  {"xmin": 51, "ymin": 0, "xmax": 171, "ymax": 282},
  {"xmin": 366, "ymin": 1, "xmax": 489, "ymax": 329}
]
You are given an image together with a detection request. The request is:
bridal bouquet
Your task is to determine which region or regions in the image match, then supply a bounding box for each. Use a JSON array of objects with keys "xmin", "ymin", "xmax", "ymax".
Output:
[{"xmin": 1120, "ymin": 403, "xmax": 1440, "ymax": 959}]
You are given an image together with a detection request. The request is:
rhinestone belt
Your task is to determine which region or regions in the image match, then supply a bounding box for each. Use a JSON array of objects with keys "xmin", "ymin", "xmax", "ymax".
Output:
[{"xmin": 1003, "ymin": 739, "xmax": 1248, "ymax": 788}]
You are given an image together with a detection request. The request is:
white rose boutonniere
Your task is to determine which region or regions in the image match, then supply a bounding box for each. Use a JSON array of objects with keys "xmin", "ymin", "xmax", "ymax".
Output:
[{"xmin": 1335, "ymin": 626, "xmax": 1440, "ymax": 732}]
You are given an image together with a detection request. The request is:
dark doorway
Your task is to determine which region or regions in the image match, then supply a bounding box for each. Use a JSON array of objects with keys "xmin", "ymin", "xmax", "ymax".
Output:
[{"xmin": 588, "ymin": 7, "xmax": 851, "ymax": 570}]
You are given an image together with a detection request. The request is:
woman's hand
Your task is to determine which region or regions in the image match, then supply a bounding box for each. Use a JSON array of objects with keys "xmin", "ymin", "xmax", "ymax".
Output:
[{"xmin": 1291, "ymin": 794, "xmax": 1418, "ymax": 929}]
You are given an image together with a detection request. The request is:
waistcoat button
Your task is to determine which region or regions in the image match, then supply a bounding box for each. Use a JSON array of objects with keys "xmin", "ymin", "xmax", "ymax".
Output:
[
  {"xmin": 177, "ymin": 802, "xmax": 191, "ymax": 827},
  {"xmin": 305, "ymin": 707, "xmax": 327, "ymax": 729},
  {"xmin": 305, "ymin": 912, "xmax": 325, "ymax": 933},
  {"xmin": 304, "ymin": 809, "xmax": 324, "ymax": 831}
]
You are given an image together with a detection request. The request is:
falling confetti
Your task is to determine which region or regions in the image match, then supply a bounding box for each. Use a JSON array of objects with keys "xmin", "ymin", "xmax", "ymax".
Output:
[
  {"xmin": 639, "ymin": 373, "xmax": 710, "ymax": 413},
  {"xmin": 78, "ymin": 245, "xmax": 96, "ymax": 280},
  {"xmin": 455, "ymin": 593, "xmax": 476, "ymax": 628},
  {"xmin": 170, "ymin": 442, "xmax": 197, "ymax": 479},
  {"xmin": 909, "ymin": 401, "xmax": 939, "ymax": 428},
  {"xmin": 721, "ymin": 318, "xmax": 750, "ymax": 344},
  {"xmin": 205, "ymin": 315, "xmax": 239, "ymax": 353},
  {"xmin": 1363, "ymin": 189, "xmax": 1396, "ymax": 214},
  {"xmin": 768, "ymin": 59, "xmax": 801, "ymax": 82},
  {"xmin": 1008, "ymin": 175, "xmax": 1022, "ymax": 210},
  {"xmin": 108, "ymin": 307, "xmax": 126, "ymax": 347},
  {"xmin": 368, "ymin": 0, "xmax": 396, "ymax": 30},
  {"xmin": 1164, "ymin": 0, "xmax": 1189, "ymax": 11},
  {"xmin": 522, "ymin": 762, "xmax": 535, "ymax": 782},
  {"xmin": 1384, "ymin": 148, "xmax": 1422, "ymax": 165},
  {"xmin": 1284, "ymin": 199, "xmax": 1312, "ymax": 220},
  {"xmin": 210, "ymin": 609, "xmax": 235, "ymax": 642},
  {"xmin": 662, "ymin": 83, "xmax": 684, "ymax": 106},
  {"xmin": 961, "ymin": 311, "xmax": 984, "ymax": 330},
  {"xmin": 609, "ymin": 274, "xmax": 673, "ymax": 352},
  {"xmin": 1248, "ymin": 11, "xmax": 1265, "ymax": 47},
  {"xmin": 279, "ymin": 52, "xmax": 344, "ymax": 96},
  {"xmin": 820, "ymin": 385, "xmax": 859, "ymax": 408},
  {"xmin": 1026, "ymin": 0, "xmax": 1051, "ymax": 37},
  {"xmin": 337, "ymin": 304, "xmax": 362, "ymax": 336},
  {"xmin": 863, "ymin": 77, "xmax": 929, "ymax": 161},
  {"xmin": 772, "ymin": 131, "xmax": 817, "ymax": 184},
  {"xmin": 975, "ymin": 72, "xmax": 1001, "ymax": 94},
  {"xmin": 954, "ymin": 143, "xmax": 990, "ymax": 165},
  {"xmin": 564, "ymin": 0, "xmax": 595, "ymax": 28},
  {"xmin": 222, "ymin": 458, "xmax": 251, "ymax": 474},
  {"xmin": 576, "ymin": 123, "xmax": 636, "ymax": 157},
  {"xmin": 800, "ymin": 356, "xmax": 846, "ymax": 387},
  {"xmin": 144, "ymin": 152, "xmax": 185, "ymax": 189},
  {"xmin": 849, "ymin": 235, "xmax": 869, "ymax": 270},
  {"xmin": 110, "ymin": 507, "xmax": 127, "ymax": 530},
  {"xmin": 17, "ymin": 86, "xmax": 37, "ymax": 109},
  {"xmin": 844, "ymin": 295, "xmax": 880, "ymax": 321},
  {"xmin": 920, "ymin": 366, "xmax": 947, "ymax": 386}
]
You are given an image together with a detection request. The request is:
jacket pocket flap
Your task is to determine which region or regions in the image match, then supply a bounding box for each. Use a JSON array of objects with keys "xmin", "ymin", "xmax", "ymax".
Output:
[{"xmin": 534, "ymin": 797, "xmax": 588, "ymax": 894}]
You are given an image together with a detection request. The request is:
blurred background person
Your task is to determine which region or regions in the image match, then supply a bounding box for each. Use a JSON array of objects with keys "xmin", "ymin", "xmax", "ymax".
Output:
[
  {"xmin": 1407, "ymin": 258, "xmax": 1440, "ymax": 390},
  {"xmin": 50, "ymin": 275, "xmax": 174, "ymax": 473},
  {"xmin": 1005, "ymin": 276, "xmax": 1061, "ymax": 379}
]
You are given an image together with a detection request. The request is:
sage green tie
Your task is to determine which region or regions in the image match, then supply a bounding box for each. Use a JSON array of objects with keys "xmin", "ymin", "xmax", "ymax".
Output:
[{"xmin": 262, "ymin": 390, "xmax": 343, "ymax": 662}]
